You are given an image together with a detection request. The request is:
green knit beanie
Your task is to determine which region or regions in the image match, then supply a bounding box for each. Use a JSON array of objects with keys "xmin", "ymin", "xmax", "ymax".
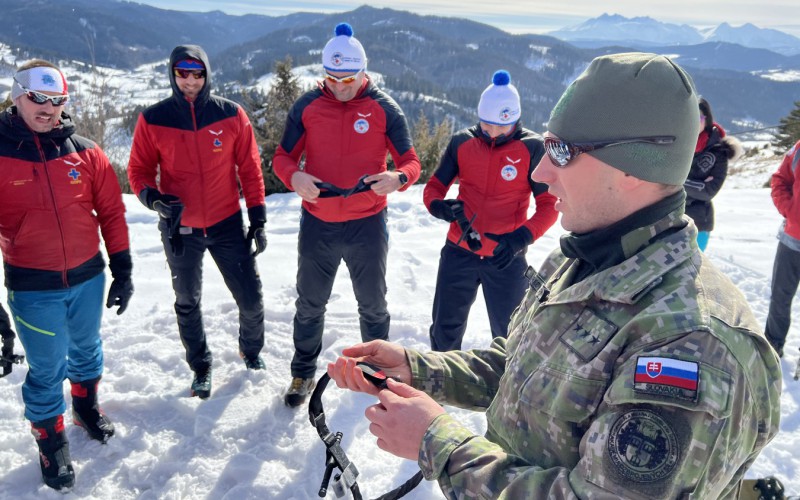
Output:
[{"xmin": 548, "ymin": 52, "xmax": 699, "ymax": 185}]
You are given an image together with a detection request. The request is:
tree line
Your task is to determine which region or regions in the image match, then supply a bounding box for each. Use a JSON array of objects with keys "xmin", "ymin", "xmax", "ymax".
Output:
[{"xmin": 3, "ymin": 57, "xmax": 800, "ymax": 195}]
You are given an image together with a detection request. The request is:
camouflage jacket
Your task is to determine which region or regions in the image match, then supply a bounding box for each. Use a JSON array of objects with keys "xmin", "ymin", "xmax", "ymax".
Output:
[{"xmin": 408, "ymin": 207, "xmax": 781, "ymax": 499}]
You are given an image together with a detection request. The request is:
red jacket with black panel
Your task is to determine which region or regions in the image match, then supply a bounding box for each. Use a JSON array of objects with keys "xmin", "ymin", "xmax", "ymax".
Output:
[
  {"xmin": 272, "ymin": 77, "xmax": 420, "ymax": 222},
  {"xmin": 423, "ymin": 124, "xmax": 558, "ymax": 257},
  {"xmin": 0, "ymin": 109, "xmax": 129, "ymax": 290},
  {"xmin": 128, "ymin": 45, "xmax": 265, "ymax": 229}
]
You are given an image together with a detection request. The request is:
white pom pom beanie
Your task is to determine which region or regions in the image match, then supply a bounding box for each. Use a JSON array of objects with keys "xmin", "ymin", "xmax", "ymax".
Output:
[
  {"xmin": 322, "ymin": 23, "xmax": 367, "ymax": 73},
  {"xmin": 478, "ymin": 70, "xmax": 520, "ymax": 126}
]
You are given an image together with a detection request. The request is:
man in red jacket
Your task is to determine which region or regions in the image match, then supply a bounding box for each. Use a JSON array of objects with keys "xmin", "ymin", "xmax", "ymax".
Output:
[
  {"xmin": 128, "ymin": 45, "xmax": 267, "ymax": 400},
  {"xmin": 273, "ymin": 23, "xmax": 421, "ymax": 406},
  {"xmin": 424, "ymin": 70, "xmax": 557, "ymax": 351},
  {"xmin": 766, "ymin": 139, "xmax": 800, "ymax": 358},
  {"xmin": 0, "ymin": 60, "xmax": 132, "ymax": 491}
]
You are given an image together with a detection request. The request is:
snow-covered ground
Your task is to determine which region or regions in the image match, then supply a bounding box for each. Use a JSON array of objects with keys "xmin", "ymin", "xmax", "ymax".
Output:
[{"xmin": 1, "ymin": 160, "xmax": 799, "ymax": 498}]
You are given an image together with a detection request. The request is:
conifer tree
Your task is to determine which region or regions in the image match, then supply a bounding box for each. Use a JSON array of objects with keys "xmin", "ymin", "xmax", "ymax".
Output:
[
  {"xmin": 774, "ymin": 100, "xmax": 800, "ymax": 154},
  {"xmin": 412, "ymin": 110, "xmax": 452, "ymax": 184},
  {"xmin": 243, "ymin": 56, "xmax": 302, "ymax": 195}
]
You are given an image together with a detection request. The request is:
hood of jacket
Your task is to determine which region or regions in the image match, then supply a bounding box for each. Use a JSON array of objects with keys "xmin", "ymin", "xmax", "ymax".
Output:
[{"xmin": 168, "ymin": 45, "xmax": 212, "ymax": 107}]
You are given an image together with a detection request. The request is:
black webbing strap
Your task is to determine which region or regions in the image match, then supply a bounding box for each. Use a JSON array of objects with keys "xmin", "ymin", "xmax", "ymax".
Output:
[
  {"xmin": 314, "ymin": 175, "xmax": 374, "ymax": 199},
  {"xmin": 308, "ymin": 366, "xmax": 424, "ymax": 499}
]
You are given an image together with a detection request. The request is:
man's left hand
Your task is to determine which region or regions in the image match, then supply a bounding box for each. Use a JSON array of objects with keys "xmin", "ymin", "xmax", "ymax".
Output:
[
  {"xmin": 365, "ymin": 378, "xmax": 445, "ymax": 461},
  {"xmin": 485, "ymin": 226, "xmax": 533, "ymax": 270},
  {"xmin": 247, "ymin": 225, "xmax": 267, "ymax": 256},
  {"xmin": 364, "ymin": 171, "xmax": 403, "ymax": 196},
  {"xmin": 106, "ymin": 277, "xmax": 134, "ymax": 315}
]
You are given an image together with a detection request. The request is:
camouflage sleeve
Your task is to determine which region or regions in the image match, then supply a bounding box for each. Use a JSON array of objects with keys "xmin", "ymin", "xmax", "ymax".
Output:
[
  {"xmin": 417, "ymin": 330, "xmax": 779, "ymax": 499},
  {"xmin": 406, "ymin": 337, "xmax": 507, "ymax": 410}
]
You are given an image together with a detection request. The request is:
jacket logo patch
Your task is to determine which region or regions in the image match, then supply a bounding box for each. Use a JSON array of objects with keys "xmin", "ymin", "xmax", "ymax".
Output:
[
  {"xmin": 354, "ymin": 118, "xmax": 370, "ymax": 134},
  {"xmin": 696, "ymin": 151, "xmax": 716, "ymax": 173},
  {"xmin": 634, "ymin": 356, "xmax": 699, "ymax": 402},
  {"xmin": 501, "ymin": 165, "xmax": 518, "ymax": 181},
  {"xmin": 607, "ymin": 409, "xmax": 680, "ymax": 483},
  {"xmin": 68, "ymin": 168, "xmax": 82, "ymax": 184},
  {"xmin": 62, "ymin": 159, "xmax": 82, "ymax": 167},
  {"xmin": 209, "ymin": 130, "xmax": 224, "ymax": 151}
]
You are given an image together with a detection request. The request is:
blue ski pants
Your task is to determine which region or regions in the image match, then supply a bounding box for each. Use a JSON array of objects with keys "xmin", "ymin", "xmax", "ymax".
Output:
[{"xmin": 8, "ymin": 272, "xmax": 105, "ymax": 422}]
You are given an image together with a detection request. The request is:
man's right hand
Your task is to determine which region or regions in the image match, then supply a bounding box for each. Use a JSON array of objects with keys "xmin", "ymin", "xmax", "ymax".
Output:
[
  {"xmin": 429, "ymin": 199, "xmax": 463, "ymax": 222},
  {"xmin": 139, "ymin": 187, "xmax": 183, "ymax": 220},
  {"xmin": 327, "ymin": 340, "xmax": 412, "ymax": 396},
  {"xmin": 291, "ymin": 171, "xmax": 323, "ymax": 203}
]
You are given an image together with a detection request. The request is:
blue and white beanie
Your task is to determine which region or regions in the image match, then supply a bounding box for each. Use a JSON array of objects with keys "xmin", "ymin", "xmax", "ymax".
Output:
[
  {"xmin": 322, "ymin": 23, "xmax": 367, "ymax": 73},
  {"xmin": 478, "ymin": 70, "xmax": 521, "ymax": 126}
]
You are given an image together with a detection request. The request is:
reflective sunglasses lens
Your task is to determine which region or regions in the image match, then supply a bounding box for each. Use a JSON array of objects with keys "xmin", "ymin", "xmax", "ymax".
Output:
[
  {"xmin": 325, "ymin": 73, "xmax": 358, "ymax": 84},
  {"xmin": 174, "ymin": 69, "xmax": 205, "ymax": 79},
  {"xmin": 545, "ymin": 139, "xmax": 571, "ymax": 167},
  {"xmin": 26, "ymin": 91, "xmax": 67, "ymax": 106}
]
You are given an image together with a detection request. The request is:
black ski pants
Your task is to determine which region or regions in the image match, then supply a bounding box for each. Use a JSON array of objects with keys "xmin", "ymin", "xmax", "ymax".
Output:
[
  {"xmin": 160, "ymin": 211, "xmax": 264, "ymax": 373},
  {"xmin": 429, "ymin": 242, "xmax": 527, "ymax": 351},
  {"xmin": 291, "ymin": 209, "xmax": 389, "ymax": 378},
  {"xmin": 765, "ymin": 241, "xmax": 800, "ymax": 353}
]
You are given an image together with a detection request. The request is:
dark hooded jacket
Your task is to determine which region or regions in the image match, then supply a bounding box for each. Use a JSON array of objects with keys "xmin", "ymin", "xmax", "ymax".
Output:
[
  {"xmin": 128, "ymin": 45, "xmax": 264, "ymax": 229},
  {"xmin": 684, "ymin": 123, "xmax": 742, "ymax": 232},
  {"xmin": 0, "ymin": 107, "xmax": 129, "ymax": 290}
]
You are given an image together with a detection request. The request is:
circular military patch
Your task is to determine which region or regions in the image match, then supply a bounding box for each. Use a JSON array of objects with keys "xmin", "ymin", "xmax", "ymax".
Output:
[{"xmin": 607, "ymin": 409, "xmax": 680, "ymax": 483}]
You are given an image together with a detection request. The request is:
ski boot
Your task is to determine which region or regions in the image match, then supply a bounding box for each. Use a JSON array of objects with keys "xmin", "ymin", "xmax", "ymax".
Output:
[
  {"xmin": 31, "ymin": 415, "xmax": 75, "ymax": 491},
  {"xmin": 71, "ymin": 376, "xmax": 115, "ymax": 443}
]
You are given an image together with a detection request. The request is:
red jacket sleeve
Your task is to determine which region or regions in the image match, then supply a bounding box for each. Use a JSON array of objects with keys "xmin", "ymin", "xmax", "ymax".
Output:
[
  {"xmin": 233, "ymin": 106, "xmax": 266, "ymax": 208},
  {"xmin": 771, "ymin": 143, "xmax": 799, "ymax": 218},
  {"xmin": 522, "ymin": 190, "xmax": 558, "ymax": 241},
  {"xmin": 91, "ymin": 145, "xmax": 130, "ymax": 255},
  {"xmin": 127, "ymin": 113, "xmax": 159, "ymax": 197}
]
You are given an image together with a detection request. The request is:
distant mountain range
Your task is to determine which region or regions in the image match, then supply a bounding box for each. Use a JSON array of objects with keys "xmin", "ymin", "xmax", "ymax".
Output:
[
  {"xmin": 1, "ymin": 2, "xmax": 799, "ymax": 135},
  {"xmin": 549, "ymin": 13, "xmax": 800, "ymax": 56}
]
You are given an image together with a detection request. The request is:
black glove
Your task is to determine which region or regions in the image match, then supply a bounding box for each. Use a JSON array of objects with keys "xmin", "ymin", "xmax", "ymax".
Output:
[
  {"xmin": 138, "ymin": 187, "xmax": 183, "ymax": 221},
  {"xmin": 106, "ymin": 250, "xmax": 134, "ymax": 315},
  {"xmin": 485, "ymin": 227, "xmax": 533, "ymax": 271},
  {"xmin": 0, "ymin": 303, "xmax": 12, "ymax": 339},
  {"xmin": 429, "ymin": 199, "xmax": 463, "ymax": 222},
  {"xmin": 246, "ymin": 205, "xmax": 267, "ymax": 256}
]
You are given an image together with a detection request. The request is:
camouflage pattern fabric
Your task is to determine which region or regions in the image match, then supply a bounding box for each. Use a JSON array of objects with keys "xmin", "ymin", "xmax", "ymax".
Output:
[{"xmin": 407, "ymin": 207, "xmax": 782, "ymax": 499}]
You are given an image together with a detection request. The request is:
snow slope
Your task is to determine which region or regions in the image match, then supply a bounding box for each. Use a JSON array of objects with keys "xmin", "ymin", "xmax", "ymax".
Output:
[{"xmin": 0, "ymin": 177, "xmax": 798, "ymax": 498}]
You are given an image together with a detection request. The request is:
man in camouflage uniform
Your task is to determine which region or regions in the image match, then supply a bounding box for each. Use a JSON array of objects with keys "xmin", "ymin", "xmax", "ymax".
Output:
[{"xmin": 327, "ymin": 52, "xmax": 782, "ymax": 499}]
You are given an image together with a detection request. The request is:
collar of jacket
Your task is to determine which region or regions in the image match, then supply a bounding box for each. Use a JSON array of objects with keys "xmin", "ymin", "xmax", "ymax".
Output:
[
  {"xmin": 0, "ymin": 107, "xmax": 76, "ymax": 143},
  {"xmin": 472, "ymin": 121, "xmax": 522, "ymax": 147},
  {"xmin": 549, "ymin": 196, "xmax": 695, "ymax": 305},
  {"xmin": 559, "ymin": 190, "xmax": 687, "ymax": 284}
]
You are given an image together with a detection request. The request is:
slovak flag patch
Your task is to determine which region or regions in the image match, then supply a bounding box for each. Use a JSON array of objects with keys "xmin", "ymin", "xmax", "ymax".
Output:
[{"xmin": 635, "ymin": 356, "xmax": 699, "ymax": 391}]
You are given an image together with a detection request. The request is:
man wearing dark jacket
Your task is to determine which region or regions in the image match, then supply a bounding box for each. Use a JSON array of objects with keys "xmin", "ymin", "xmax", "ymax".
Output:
[
  {"xmin": 128, "ymin": 45, "xmax": 267, "ymax": 400},
  {"xmin": 0, "ymin": 60, "xmax": 132, "ymax": 491},
  {"xmin": 273, "ymin": 23, "xmax": 421, "ymax": 407},
  {"xmin": 424, "ymin": 70, "xmax": 557, "ymax": 351}
]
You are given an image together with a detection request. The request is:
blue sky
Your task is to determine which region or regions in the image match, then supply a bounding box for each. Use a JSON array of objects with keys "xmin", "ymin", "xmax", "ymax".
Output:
[{"xmin": 133, "ymin": 0, "xmax": 800, "ymax": 36}]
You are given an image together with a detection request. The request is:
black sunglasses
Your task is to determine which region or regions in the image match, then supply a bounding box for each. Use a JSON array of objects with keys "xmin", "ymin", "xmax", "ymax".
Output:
[{"xmin": 544, "ymin": 135, "xmax": 676, "ymax": 168}]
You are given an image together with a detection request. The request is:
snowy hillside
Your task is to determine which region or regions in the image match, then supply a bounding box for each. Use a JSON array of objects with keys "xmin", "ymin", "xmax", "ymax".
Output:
[{"xmin": 1, "ymin": 156, "xmax": 799, "ymax": 498}]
